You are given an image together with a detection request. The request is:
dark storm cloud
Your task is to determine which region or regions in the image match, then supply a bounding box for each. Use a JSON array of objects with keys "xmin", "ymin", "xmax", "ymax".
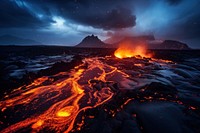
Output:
[
  {"xmin": 0, "ymin": 0, "xmax": 35, "ymax": 28},
  {"xmin": 0, "ymin": 0, "xmax": 136, "ymax": 30},
  {"xmin": 55, "ymin": 0, "xmax": 136, "ymax": 29},
  {"xmin": 165, "ymin": 0, "xmax": 183, "ymax": 5},
  {"xmin": 66, "ymin": 7, "xmax": 136, "ymax": 30},
  {"xmin": 42, "ymin": 0, "xmax": 136, "ymax": 30},
  {"xmin": 161, "ymin": 1, "xmax": 200, "ymax": 41},
  {"xmin": 171, "ymin": 12, "xmax": 200, "ymax": 39},
  {"xmin": 0, "ymin": 0, "xmax": 52, "ymax": 28}
]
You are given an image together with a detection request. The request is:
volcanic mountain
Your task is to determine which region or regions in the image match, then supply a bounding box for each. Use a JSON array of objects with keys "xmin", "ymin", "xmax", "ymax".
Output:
[
  {"xmin": 0, "ymin": 34, "xmax": 42, "ymax": 45},
  {"xmin": 76, "ymin": 34, "xmax": 111, "ymax": 48},
  {"xmin": 149, "ymin": 40, "xmax": 190, "ymax": 50}
]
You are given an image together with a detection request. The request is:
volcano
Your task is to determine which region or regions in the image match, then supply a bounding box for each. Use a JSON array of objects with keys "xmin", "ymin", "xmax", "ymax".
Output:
[{"xmin": 76, "ymin": 34, "xmax": 111, "ymax": 48}]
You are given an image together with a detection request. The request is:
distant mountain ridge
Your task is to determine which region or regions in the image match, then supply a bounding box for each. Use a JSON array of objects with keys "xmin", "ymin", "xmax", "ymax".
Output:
[
  {"xmin": 149, "ymin": 40, "xmax": 190, "ymax": 50},
  {"xmin": 76, "ymin": 34, "xmax": 190, "ymax": 50},
  {"xmin": 0, "ymin": 34, "xmax": 42, "ymax": 45}
]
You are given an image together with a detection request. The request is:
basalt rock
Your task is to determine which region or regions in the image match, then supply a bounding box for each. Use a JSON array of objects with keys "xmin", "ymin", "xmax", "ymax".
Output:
[{"xmin": 139, "ymin": 82, "xmax": 177, "ymax": 99}]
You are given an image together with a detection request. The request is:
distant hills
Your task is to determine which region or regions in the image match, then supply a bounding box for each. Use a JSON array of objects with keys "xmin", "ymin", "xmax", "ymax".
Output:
[
  {"xmin": 76, "ymin": 34, "xmax": 191, "ymax": 50},
  {"xmin": 0, "ymin": 34, "xmax": 42, "ymax": 45},
  {"xmin": 0, "ymin": 34, "xmax": 191, "ymax": 50},
  {"xmin": 149, "ymin": 40, "xmax": 190, "ymax": 50}
]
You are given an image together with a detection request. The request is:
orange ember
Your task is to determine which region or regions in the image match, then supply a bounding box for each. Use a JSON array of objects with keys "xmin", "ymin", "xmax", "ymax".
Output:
[{"xmin": 114, "ymin": 41, "xmax": 151, "ymax": 58}]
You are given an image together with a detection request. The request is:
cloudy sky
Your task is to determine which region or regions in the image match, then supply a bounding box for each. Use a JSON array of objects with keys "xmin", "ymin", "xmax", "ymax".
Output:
[{"xmin": 0, "ymin": 0, "xmax": 200, "ymax": 48}]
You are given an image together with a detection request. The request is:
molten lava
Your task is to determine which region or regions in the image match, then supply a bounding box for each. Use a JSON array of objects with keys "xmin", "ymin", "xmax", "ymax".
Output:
[
  {"xmin": 0, "ymin": 57, "xmax": 129, "ymax": 133},
  {"xmin": 0, "ymin": 54, "xmax": 176, "ymax": 133},
  {"xmin": 32, "ymin": 120, "xmax": 44, "ymax": 129},
  {"xmin": 114, "ymin": 41, "xmax": 151, "ymax": 58},
  {"xmin": 56, "ymin": 106, "xmax": 74, "ymax": 117}
]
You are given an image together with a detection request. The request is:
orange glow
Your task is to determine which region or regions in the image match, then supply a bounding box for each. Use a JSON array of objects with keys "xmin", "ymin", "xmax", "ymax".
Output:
[
  {"xmin": 114, "ymin": 41, "xmax": 151, "ymax": 59},
  {"xmin": 72, "ymin": 82, "xmax": 84, "ymax": 94},
  {"xmin": 1, "ymin": 107, "xmax": 6, "ymax": 112},
  {"xmin": 32, "ymin": 120, "xmax": 44, "ymax": 129},
  {"xmin": 134, "ymin": 63, "xmax": 143, "ymax": 67},
  {"xmin": 56, "ymin": 106, "xmax": 74, "ymax": 117},
  {"xmin": 88, "ymin": 116, "xmax": 95, "ymax": 119}
]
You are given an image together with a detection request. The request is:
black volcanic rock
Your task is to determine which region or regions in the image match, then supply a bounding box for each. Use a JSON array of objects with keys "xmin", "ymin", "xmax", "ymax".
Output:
[
  {"xmin": 0, "ymin": 34, "xmax": 42, "ymax": 45},
  {"xmin": 76, "ymin": 34, "xmax": 111, "ymax": 48},
  {"xmin": 149, "ymin": 40, "xmax": 190, "ymax": 50},
  {"xmin": 143, "ymin": 82, "xmax": 177, "ymax": 98}
]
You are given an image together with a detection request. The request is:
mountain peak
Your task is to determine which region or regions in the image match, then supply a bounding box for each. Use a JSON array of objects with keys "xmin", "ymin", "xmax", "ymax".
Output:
[{"xmin": 76, "ymin": 35, "xmax": 107, "ymax": 48}]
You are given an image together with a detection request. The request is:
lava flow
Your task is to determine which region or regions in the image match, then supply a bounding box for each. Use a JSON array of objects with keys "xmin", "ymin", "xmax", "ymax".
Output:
[
  {"xmin": 0, "ymin": 46, "xmax": 179, "ymax": 133},
  {"xmin": 114, "ymin": 41, "xmax": 152, "ymax": 58},
  {"xmin": 0, "ymin": 57, "xmax": 129, "ymax": 133}
]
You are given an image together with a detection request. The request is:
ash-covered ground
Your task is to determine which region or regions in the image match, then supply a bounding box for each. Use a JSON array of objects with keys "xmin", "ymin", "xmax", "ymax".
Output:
[{"xmin": 0, "ymin": 46, "xmax": 200, "ymax": 133}]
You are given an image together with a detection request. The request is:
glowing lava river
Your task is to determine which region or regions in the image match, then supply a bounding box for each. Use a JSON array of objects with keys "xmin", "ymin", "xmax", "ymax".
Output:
[
  {"xmin": 0, "ymin": 56, "xmax": 130, "ymax": 133},
  {"xmin": 1, "ymin": 51, "xmax": 200, "ymax": 133}
]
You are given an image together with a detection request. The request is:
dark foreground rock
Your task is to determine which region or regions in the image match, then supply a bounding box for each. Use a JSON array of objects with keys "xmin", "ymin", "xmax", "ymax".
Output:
[
  {"xmin": 141, "ymin": 82, "xmax": 177, "ymax": 98},
  {"xmin": 125, "ymin": 101, "xmax": 193, "ymax": 133}
]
